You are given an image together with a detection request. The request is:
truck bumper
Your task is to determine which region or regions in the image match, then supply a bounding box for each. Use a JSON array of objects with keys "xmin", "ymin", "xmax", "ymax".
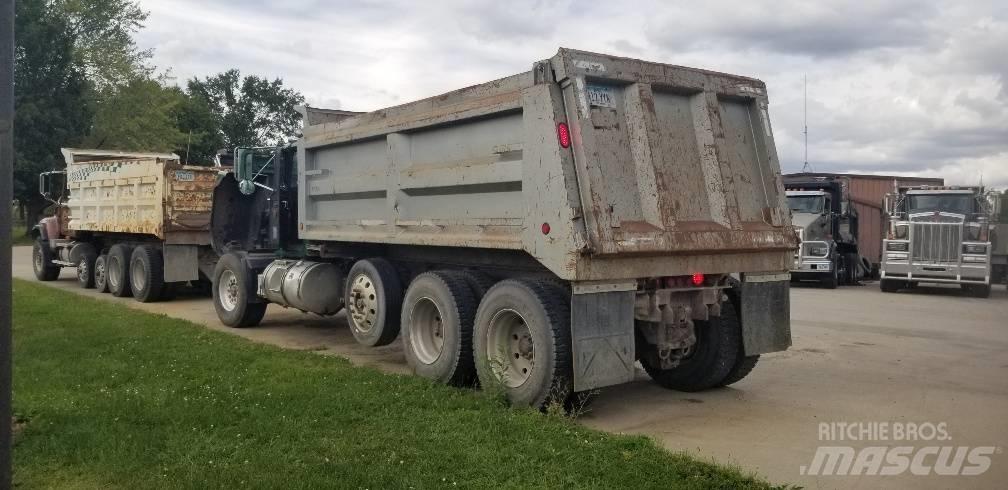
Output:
[
  {"xmin": 881, "ymin": 262, "xmax": 990, "ymax": 285},
  {"xmin": 790, "ymin": 240, "xmax": 832, "ymax": 278}
]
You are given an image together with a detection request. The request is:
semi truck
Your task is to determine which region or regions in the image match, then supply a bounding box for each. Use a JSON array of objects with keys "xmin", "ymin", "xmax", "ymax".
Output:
[
  {"xmin": 881, "ymin": 185, "xmax": 1001, "ymax": 297},
  {"xmin": 784, "ymin": 175, "xmax": 864, "ymax": 288},
  {"xmin": 209, "ymin": 49, "xmax": 797, "ymax": 409},
  {"xmin": 31, "ymin": 149, "xmax": 219, "ymax": 301}
]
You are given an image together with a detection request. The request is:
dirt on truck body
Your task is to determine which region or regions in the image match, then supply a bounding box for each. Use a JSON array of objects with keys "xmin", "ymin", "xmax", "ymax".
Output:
[
  {"xmin": 32, "ymin": 149, "xmax": 219, "ymax": 302},
  {"xmin": 211, "ymin": 48, "xmax": 798, "ymax": 409}
]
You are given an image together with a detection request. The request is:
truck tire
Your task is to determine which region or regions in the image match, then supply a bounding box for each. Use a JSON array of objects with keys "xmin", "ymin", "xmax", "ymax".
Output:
[
  {"xmin": 32, "ymin": 240, "xmax": 60, "ymax": 281},
  {"xmin": 402, "ymin": 271, "xmax": 478, "ymax": 386},
  {"xmin": 821, "ymin": 263, "xmax": 839, "ymax": 289},
  {"xmin": 844, "ymin": 253, "xmax": 859, "ymax": 284},
  {"xmin": 880, "ymin": 279, "xmax": 901, "ymax": 293},
  {"xmin": 213, "ymin": 253, "xmax": 267, "ymax": 327},
  {"xmin": 130, "ymin": 245, "xmax": 165, "ymax": 303},
  {"xmin": 94, "ymin": 255, "xmax": 109, "ymax": 293},
  {"xmin": 107, "ymin": 244, "xmax": 134, "ymax": 297},
  {"xmin": 641, "ymin": 300, "xmax": 743, "ymax": 392},
  {"xmin": 75, "ymin": 244, "xmax": 98, "ymax": 288},
  {"xmin": 473, "ymin": 279, "xmax": 574, "ymax": 410},
  {"xmin": 962, "ymin": 284, "xmax": 991, "ymax": 298},
  {"xmin": 344, "ymin": 258, "xmax": 403, "ymax": 347},
  {"xmin": 446, "ymin": 270, "xmax": 496, "ymax": 299},
  {"xmin": 720, "ymin": 355, "xmax": 760, "ymax": 387}
]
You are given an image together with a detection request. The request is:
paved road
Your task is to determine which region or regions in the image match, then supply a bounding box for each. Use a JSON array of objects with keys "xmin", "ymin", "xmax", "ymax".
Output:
[{"xmin": 11, "ymin": 246, "xmax": 1008, "ymax": 489}]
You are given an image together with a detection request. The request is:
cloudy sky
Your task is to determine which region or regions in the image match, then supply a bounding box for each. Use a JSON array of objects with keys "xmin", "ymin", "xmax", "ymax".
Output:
[{"xmin": 137, "ymin": 0, "xmax": 1008, "ymax": 187}]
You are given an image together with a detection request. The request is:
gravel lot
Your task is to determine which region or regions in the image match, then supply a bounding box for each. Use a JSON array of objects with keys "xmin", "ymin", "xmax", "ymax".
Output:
[{"xmin": 12, "ymin": 245, "xmax": 1008, "ymax": 489}]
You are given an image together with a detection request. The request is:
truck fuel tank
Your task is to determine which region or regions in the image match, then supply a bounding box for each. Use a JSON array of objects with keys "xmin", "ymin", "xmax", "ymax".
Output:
[{"xmin": 258, "ymin": 260, "xmax": 344, "ymax": 315}]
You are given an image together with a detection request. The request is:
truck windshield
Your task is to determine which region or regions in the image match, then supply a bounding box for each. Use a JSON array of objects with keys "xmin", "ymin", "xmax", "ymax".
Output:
[
  {"xmin": 907, "ymin": 194, "xmax": 973, "ymax": 215},
  {"xmin": 787, "ymin": 195, "xmax": 824, "ymax": 214}
]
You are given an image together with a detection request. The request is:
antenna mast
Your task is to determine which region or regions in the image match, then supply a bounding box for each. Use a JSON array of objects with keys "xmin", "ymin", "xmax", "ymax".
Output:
[{"xmin": 803, "ymin": 74, "xmax": 810, "ymax": 173}]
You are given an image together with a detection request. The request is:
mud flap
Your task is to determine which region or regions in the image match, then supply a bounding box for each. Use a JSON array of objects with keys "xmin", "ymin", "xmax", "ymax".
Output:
[
  {"xmin": 163, "ymin": 245, "xmax": 199, "ymax": 283},
  {"xmin": 571, "ymin": 287, "xmax": 636, "ymax": 392},
  {"xmin": 739, "ymin": 273, "xmax": 792, "ymax": 355}
]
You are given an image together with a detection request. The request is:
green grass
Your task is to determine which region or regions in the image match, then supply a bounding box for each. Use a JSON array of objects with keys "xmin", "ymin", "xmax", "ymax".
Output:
[{"xmin": 12, "ymin": 279, "xmax": 778, "ymax": 489}]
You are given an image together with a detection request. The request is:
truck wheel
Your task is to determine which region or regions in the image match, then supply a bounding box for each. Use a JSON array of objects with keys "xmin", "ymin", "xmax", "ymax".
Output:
[
  {"xmin": 473, "ymin": 279, "xmax": 574, "ymax": 410},
  {"xmin": 641, "ymin": 300, "xmax": 742, "ymax": 392},
  {"xmin": 880, "ymin": 279, "xmax": 901, "ymax": 293},
  {"xmin": 402, "ymin": 271, "xmax": 478, "ymax": 386},
  {"xmin": 345, "ymin": 258, "xmax": 403, "ymax": 347},
  {"xmin": 213, "ymin": 253, "xmax": 267, "ymax": 327},
  {"xmin": 94, "ymin": 255, "xmax": 109, "ymax": 293},
  {"xmin": 446, "ymin": 270, "xmax": 496, "ymax": 299},
  {"xmin": 75, "ymin": 245, "xmax": 98, "ymax": 288},
  {"xmin": 844, "ymin": 253, "xmax": 859, "ymax": 284},
  {"xmin": 821, "ymin": 264, "xmax": 839, "ymax": 289},
  {"xmin": 962, "ymin": 284, "xmax": 991, "ymax": 298},
  {"xmin": 130, "ymin": 245, "xmax": 165, "ymax": 303},
  {"xmin": 107, "ymin": 244, "xmax": 134, "ymax": 297},
  {"xmin": 720, "ymin": 355, "xmax": 760, "ymax": 387},
  {"xmin": 32, "ymin": 240, "xmax": 60, "ymax": 281}
]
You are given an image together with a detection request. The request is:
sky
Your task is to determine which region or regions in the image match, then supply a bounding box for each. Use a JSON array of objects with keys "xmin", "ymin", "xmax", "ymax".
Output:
[{"xmin": 136, "ymin": 0, "xmax": 1008, "ymax": 187}]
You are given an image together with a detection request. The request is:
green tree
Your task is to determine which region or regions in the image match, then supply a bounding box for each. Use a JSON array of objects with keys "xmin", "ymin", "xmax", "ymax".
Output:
[
  {"xmin": 187, "ymin": 70, "xmax": 305, "ymax": 149},
  {"xmin": 171, "ymin": 91, "xmax": 226, "ymax": 165},
  {"xmin": 82, "ymin": 76, "xmax": 187, "ymax": 153},
  {"xmin": 56, "ymin": 0, "xmax": 151, "ymax": 91},
  {"xmin": 13, "ymin": 0, "xmax": 93, "ymax": 230}
]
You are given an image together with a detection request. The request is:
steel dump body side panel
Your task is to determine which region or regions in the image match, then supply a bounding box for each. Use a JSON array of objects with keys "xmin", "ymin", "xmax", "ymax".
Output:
[
  {"xmin": 297, "ymin": 49, "xmax": 795, "ymax": 281},
  {"xmin": 64, "ymin": 152, "xmax": 216, "ymax": 243}
]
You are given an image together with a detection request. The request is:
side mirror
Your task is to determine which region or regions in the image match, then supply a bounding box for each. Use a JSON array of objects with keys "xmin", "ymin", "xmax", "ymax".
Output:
[{"xmin": 883, "ymin": 193, "xmax": 896, "ymax": 216}]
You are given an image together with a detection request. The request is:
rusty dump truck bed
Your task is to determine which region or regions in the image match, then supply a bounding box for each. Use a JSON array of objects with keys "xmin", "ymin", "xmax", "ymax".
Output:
[
  {"xmin": 62, "ymin": 148, "xmax": 218, "ymax": 244},
  {"xmin": 298, "ymin": 49, "xmax": 796, "ymax": 281}
]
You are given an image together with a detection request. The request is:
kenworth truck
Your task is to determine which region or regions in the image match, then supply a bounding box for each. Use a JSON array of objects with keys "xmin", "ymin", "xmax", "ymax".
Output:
[
  {"xmin": 881, "ymin": 185, "xmax": 1001, "ymax": 297},
  {"xmin": 784, "ymin": 176, "xmax": 864, "ymax": 288},
  {"xmin": 31, "ymin": 149, "xmax": 218, "ymax": 301},
  {"xmin": 209, "ymin": 49, "xmax": 797, "ymax": 409}
]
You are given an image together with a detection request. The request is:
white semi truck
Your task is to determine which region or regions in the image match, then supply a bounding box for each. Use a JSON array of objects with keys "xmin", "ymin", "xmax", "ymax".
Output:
[{"xmin": 209, "ymin": 49, "xmax": 797, "ymax": 409}]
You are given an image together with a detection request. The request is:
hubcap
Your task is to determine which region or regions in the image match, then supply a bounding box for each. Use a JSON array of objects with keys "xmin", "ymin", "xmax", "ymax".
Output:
[
  {"xmin": 348, "ymin": 273, "xmax": 378, "ymax": 333},
  {"xmin": 408, "ymin": 297, "xmax": 445, "ymax": 365},
  {"xmin": 107, "ymin": 256, "xmax": 121, "ymax": 289},
  {"xmin": 486, "ymin": 309, "xmax": 534, "ymax": 388},
  {"xmin": 77, "ymin": 259, "xmax": 89, "ymax": 283},
  {"xmin": 33, "ymin": 247, "xmax": 42, "ymax": 272},
  {"xmin": 131, "ymin": 258, "xmax": 147, "ymax": 291},
  {"xmin": 218, "ymin": 270, "xmax": 240, "ymax": 312},
  {"xmin": 95, "ymin": 259, "xmax": 105, "ymax": 286}
]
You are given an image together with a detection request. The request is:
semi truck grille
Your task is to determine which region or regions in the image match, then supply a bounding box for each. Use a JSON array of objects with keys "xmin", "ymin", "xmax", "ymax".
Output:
[{"xmin": 911, "ymin": 222, "xmax": 962, "ymax": 264}]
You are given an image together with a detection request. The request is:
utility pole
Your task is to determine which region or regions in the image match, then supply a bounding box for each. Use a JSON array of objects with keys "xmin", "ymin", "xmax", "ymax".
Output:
[
  {"xmin": 0, "ymin": 0, "xmax": 15, "ymax": 487},
  {"xmin": 802, "ymin": 74, "xmax": 811, "ymax": 173}
]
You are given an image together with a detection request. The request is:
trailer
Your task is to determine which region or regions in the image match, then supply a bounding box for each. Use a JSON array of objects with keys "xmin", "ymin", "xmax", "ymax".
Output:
[
  {"xmin": 31, "ymin": 149, "xmax": 219, "ymax": 301},
  {"xmin": 210, "ymin": 49, "xmax": 797, "ymax": 409}
]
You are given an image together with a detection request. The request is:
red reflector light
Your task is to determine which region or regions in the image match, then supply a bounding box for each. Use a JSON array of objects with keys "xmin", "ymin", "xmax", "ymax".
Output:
[
  {"xmin": 541, "ymin": 222, "xmax": 551, "ymax": 235},
  {"xmin": 691, "ymin": 273, "xmax": 705, "ymax": 286},
  {"xmin": 557, "ymin": 122, "xmax": 571, "ymax": 148}
]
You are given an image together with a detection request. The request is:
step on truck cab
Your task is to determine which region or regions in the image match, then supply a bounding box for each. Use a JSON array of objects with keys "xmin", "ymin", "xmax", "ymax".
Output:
[
  {"xmin": 210, "ymin": 49, "xmax": 798, "ymax": 409},
  {"xmin": 31, "ymin": 148, "xmax": 219, "ymax": 302},
  {"xmin": 881, "ymin": 185, "xmax": 1001, "ymax": 297}
]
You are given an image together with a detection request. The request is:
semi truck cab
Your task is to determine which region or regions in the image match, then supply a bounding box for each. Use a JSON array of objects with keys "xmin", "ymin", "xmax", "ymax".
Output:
[{"xmin": 784, "ymin": 176, "xmax": 862, "ymax": 288}]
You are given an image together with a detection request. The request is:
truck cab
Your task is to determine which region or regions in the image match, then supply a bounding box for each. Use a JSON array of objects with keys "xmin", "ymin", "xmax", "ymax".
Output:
[
  {"xmin": 881, "ymin": 186, "xmax": 998, "ymax": 297},
  {"xmin": 784, "ymin": 176, "xmax": 861, "ymax": 288}
]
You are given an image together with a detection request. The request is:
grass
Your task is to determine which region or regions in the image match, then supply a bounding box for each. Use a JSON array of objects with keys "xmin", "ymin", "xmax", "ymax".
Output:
[{"xmin": 12, "ymin": 279, "xmax": 779, "ymax": 489}]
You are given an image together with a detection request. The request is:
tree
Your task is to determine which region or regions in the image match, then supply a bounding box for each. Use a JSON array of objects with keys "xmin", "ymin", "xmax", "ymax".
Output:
[
  {"xmin": 187, "ymin": 70, "xmax": 305, "ymax": 150},
  {"xmin": 82, "ymin": 76, "xmax": 187, "ymax": 153},
  {"xmin": 171, "ymin": 91, "xmax": 225, "ymax": 165},
  {"xmin": 56, "ymin": 0, "xmax": 151, "ymax": 91},
  {"xmin": 13, "ymin": 0, "xmax": 93, "ymax": 230}
]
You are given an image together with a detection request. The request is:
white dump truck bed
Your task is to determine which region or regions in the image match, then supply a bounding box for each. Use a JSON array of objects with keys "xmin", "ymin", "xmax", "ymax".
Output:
[
  {"xmin": 298, "ymin": 49, "xmax": 795, "ymax": 281},
  {"xmin": 62, "ymin": 148, "xmax": 218, "ymax": 244}
]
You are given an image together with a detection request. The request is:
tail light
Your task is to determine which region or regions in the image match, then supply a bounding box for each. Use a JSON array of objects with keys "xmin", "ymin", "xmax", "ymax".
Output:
[
  {"xmin": 691, "ymin": 273, "xmax": 705, "ymax": 286},
  {"xmin": 557, "ymin": 122, "xmax": 571, "ymax": 148}
]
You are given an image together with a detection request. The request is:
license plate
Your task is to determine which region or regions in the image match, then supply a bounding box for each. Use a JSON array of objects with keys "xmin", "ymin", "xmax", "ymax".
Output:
[
  {"xmin": 586, "ymin": 84, "xmax": 616, "ymax": 108},
  {"xmin": 175, "ymin": 170, "xmax": 195, "ymax": 182}
]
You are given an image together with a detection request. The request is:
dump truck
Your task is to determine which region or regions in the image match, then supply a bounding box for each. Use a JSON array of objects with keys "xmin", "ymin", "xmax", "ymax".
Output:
[
  {"xmin": 31, "ymin": 149, "xmax": 219, "ymax": 301},
  {"xmin": 784, "ymin": 175, "xmax": 864, "ymax": 288},
  {"xmin": 881, "ymin": 185, "xmax": 1001, "ymax": 297},
  {"xmin": 209, "ymin": 49, "xmax": 797, "ymax": 409}
]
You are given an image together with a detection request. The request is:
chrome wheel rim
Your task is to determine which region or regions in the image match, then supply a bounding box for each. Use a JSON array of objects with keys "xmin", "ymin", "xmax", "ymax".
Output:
[
  {"xmin": 95, "ymin": 259, "xmax": 106, "ymax": 287},
  {"xmin": 33, "ymin": 247, "xmax": 43, "ymax": 273},
  {"xmin": 77, "ymin": 259, "xmax": 89, "ymax": 283},
  {"xmin": 408, "ymin": 297, "xmax": 445, "ymax": 365},
  {"xmin": 218, "ymin": 269, "xmax": 239, "ymax": 312},
  {"xmin": 107, "ymin": 256, "xmax": 121, "ymax": 289},
  {"xmin": 486, "ymin": 309, "xmax": 534, "ymax": 388},
  {"xmin": 131, "ymin": 258, "xmax": 147, "ymax": 291},
  {"xmin": 348, "ymin": 273, "xmax": 378, "ymax": 333}
]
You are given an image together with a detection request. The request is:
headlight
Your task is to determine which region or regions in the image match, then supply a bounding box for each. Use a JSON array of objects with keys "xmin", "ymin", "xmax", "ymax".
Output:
[
  {"xmin": 809, "ymin": 245, "xmax": 829, "ymax": 256},
  {"xmin": 963, "ymin": 255, "xmax": 987, "ymax": 263},
  {"xmin": 887, "ymin": 241, "xmax": 909, "ymax": 252},
  {"xmin": 894, "ymin": 225, "xmax": 909, "ymax": 239},
  {"xmin": 963, "ymin": 243, "xmax": 987, "ymax": 254},
  {"xmin": 886, "ymin": 252, "xmax": 909, "ymax": 261}
]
